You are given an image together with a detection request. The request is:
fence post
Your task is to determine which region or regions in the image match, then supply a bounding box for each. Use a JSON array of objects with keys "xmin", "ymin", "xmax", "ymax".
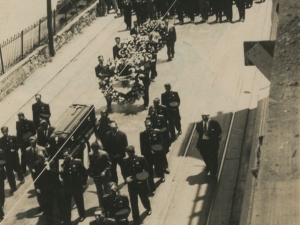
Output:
[
  {"xmin": 0, "ymin": 46, "xmax": 4, "ymax": 74},
  {"xmin": 53, "ymin": 10, "xmax": 56, "ymax": 35},
  {"xmin": 21, "ymin": 30, "xmax": 24, "ymax": 59},
  {"xmin": 38, "ymin": 19, "xmax": 41, "ymax": 45}
]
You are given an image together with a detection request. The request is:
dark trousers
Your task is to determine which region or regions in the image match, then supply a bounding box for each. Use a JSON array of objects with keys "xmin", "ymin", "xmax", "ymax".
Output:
[
  {"xmin": 143, "ymin": 84, "xmax": 149, "ymax": 107},
  {"xmin": 186, "ymin": 4, "xmax": 195, "ymax": 22},
  {"xmin": 110, "ymin": 159, "xmax": 123, "ymax": 185},
  {"xmin": 105, "ymin": 97, "xmax": 112, "ymax": 110},
  {"xmin": 30, "ymin": 172, "xmax": 44, "ymax": 208},
  {"xmin": 0, "ymin": 179, "xmax": 4, "ymax": 207},
  {"xmin": 94, "ymin": 177, "xmax": 109, "ymax": 206},
  {"xmin": 199, "ymin": 0, "xmax": 209, "ymax": 20},
  {"xmin": 176, "ymin": 4, "xmax": 184, "ymax": 23},
  {"xmin": 236, "ymin": 1, "xmax": 245, "ymax": 20},
  {"xmin": 168, "ymin": 109, "xmax": 181, "ymax": 139},
  {"xmin": 197, "ymin": 140, "xmax": 218, "ymax": 176},
  {"xmin": 64, "ymin": 187, "xmax": 85, "ymax": 223},
  {"xmin": 20, "ymin": 142, "xmax": 30, "ymax": 173},
  {"xmin": 6, "ymin": 159, "xmax": 24, "ymax": 190},
  {"xmin": 150, "ymin": 56, "xmax": 157, "ymax": 79},
  {"xmin": 128, "ymin": 183, "xmax": 151, "ymax": 225},
  {"xmin": 124, "ymin": 4, "xmax": 132, "ymax": 28},
  {"xmin": 116, "ymin": 0, "xmax": 123, "ymax": 15},
  {"xmin": 167, "ymin": 42, "xmax": 175, "ymax": 59},
  {"xmin": 43, "ymin": 190, "xmax": 65, "ymax": 225},
  {"xmin": 224, "ymin": 0, "xmax": 232, "ymax": 21}
]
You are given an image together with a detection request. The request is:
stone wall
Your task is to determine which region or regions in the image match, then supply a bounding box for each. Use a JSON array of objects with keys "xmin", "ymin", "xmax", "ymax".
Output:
[{"xmin": 0, "ymin": 2, "xmax": 97, "ymax": 102}]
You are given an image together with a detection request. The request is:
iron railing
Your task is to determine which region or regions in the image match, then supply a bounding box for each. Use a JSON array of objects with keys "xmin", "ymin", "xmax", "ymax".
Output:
[{"xmin": 0, "ymin": 0, "xmax": 95, "ymax": 75}]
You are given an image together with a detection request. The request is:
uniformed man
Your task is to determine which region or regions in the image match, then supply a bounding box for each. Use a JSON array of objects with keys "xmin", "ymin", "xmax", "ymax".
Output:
[
  {"xmin": 60, "ymin": 149, "xmax": 88, "ymax": 224},
  {"xmin": 0, "ymin": 126, "xmax": 24, "ymax": 195},
  {"xmin": 36, "ymin": 120, "xmax": 55, "ymax": 148},
  {"xmin": 90, "ymin": 207, "xmax": 117, "ymax": 225},
  {"xmin": 161, "ymin": 84, "xmax": 182, "ymax": 141},
  {"xmin": 32, "ymin": 94, "xmax": 51, "ymax": 129},
  {"xmin": 196, "ymin": 112, "xmax": 222, "ymax": 177},
  {"xmin": 148, "ymin": 98, "xmax": 169, "ymax": 124},
  {"xmin": 88, "ymin": 142, "xmax": 112, "ymax": 206},
  {"xmin": 199, "ymin": 0, "xmax": 209, "ymax": 23},
  {"xmin": 121, "ymin": 146, "xmax": 152, "ymax": 225},
  {"xmin": 33, "ymin": 159, "xmax": 65, "ymax": 225},
  {"xmin": 140, "ymin": 120, "xmax": 165, "ymax": 193},
  {"xmin": 104, "ymin": 122, "xmax": 128, "ymax": 185},
  {"xmin": 26, "ymin": 136, "xmax": 48, "ymax": 210},
  {"xmin": 103, "ymin": 182, "xmax": 131, "ymax": 225},
  {"xmin": 16, "ymin": 112, "xmax": 36, "ymax": 174}
]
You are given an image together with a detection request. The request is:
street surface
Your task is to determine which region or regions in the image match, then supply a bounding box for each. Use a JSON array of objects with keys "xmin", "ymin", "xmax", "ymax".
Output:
[{"xmin": 0, "ymin": 1, "xmax": 272, "ymax": 224}]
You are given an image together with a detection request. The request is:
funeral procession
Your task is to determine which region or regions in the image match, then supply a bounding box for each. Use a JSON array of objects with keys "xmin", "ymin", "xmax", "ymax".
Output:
[{"xmin": 0, "ymin": 0, "xmax": 299, "ymax": 224}]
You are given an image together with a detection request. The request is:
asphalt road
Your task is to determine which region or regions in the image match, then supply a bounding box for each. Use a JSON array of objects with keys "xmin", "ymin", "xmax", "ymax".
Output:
[{"xmin": 0, "ymin": 1, "xmax": 272, "ymax": 224}]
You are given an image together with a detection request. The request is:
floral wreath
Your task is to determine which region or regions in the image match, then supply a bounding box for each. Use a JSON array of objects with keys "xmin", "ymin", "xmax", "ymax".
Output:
[{"xmin": 97, "ymin": 20, "xmax": 169, "ymax": 106}]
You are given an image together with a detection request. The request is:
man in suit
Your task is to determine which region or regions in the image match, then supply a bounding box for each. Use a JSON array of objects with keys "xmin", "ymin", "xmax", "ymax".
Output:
[
  {"xmin": 102, "ymin": 182, "xmax": 131, "ymax": 224},
  {"xmin": 88, "ymin": 142, "xmax": 112, "ymax": 206},
  {"xmin": 16, "ymin": 112, "xmax": 36, "ymax": 174},
  {"xmin": 161, "ymin": 84, "xmax": 181, "ymax": 141},
  {"xmin": 103, "ymin": 122, "xmax": 128, "ymax": 185},
  {"xmin": 113, "ymin": 37, "xmax": 122, "ymax": 60},
  {"xmin": 0, "ymin": 126, "xmax": 24, "ymax": 195},
  {"xmin": 60, "ymin": 149, "xmax": 88, "ymax": 224},
  {"xmin": 121, "ymin": 146, "xmax": 151, "ymax": 225},
  {"xmin": 166, "ymin": 20, "xmax": 176, "ymax": 61},
  {"xmin": 37, "ymin": 120, "xmax": 55, "ymax": 148},
  {"xmin": 32, "ymin": 94, "xmax": 51, "ymax": 129},
  {"xmin": 26, "ymin": 136, "xmax": 48, "ymax": 210},
  {"xmin": 196, "ymin": 112, "xmax": 222, "ymax": 177}
]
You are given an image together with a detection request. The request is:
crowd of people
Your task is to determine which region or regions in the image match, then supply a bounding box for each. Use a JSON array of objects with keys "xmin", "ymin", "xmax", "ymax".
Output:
[{"xmin": 97, "ymin": 0, "xmax": 259, "ymax": 27}]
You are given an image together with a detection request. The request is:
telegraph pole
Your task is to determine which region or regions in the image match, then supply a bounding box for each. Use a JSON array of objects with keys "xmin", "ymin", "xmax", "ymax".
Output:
[{"xmin": 47, "ymin": 0, "xmax": 55, "ymax": 56}]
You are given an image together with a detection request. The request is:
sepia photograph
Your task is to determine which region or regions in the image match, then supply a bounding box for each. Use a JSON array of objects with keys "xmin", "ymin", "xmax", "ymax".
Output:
[{"xmin": 0, "ymin": 0, "xmax": 299, "ymax": 224}]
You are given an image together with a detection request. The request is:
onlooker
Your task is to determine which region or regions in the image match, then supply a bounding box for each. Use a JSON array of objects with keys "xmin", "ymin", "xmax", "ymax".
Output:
[{"xmin": 32, "ymin": 94, "xmax": 51, "ymax": 129}]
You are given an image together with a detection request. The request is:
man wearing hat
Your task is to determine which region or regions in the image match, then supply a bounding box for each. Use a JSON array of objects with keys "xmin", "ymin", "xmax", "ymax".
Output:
[
  {"xmin": 32, "ymin": 94, "xmax": 51, "ymax": 129},
  {"xmin": 25, "ymin": 135, "xmax": 48, "ymax": 210},
  {"xmin": 88, "ymin": 142, "xmax": 112, "ymax": 206},
  {"xmin": 36, "ymin": 120, "xmax": 55, "ymax": 148},
  {"xmin": 0, "ymin": 126, "xmax": 24, "ymax": 195},
  {"xmin": 96, "ymin": 110, "xmax": 112, "ymax": 147},
  {"xmin": 196, "ymin": 112, "xmax": 222, "ymax": 177},
  {"xmin": 140, "ymin": 120, "xmax": 166, "ymax": 193},
  {"xmin": 121, "ymin": 145, "xmax": 152, "ymax": 225},
  {"xmin": 102, "ymin": 182, "xmax": 131, "ymax": 225},
  {"xmin": 90, "ymin": 207, "xmax": 117, "ymax": 225},
  {"xmin": 148, "ymin": 98, "xmax": 169, "ymax": 124},
  {"xmin": 60, "ymin": 149, "xmax": 88, "ymax": 223},
  {"xmin": 104, "ymin": 122, "xmax": 128, "ymax": 185},
  {"xmin": 161, "ymin": 84, "xmax": 182, "ymax": 141}
]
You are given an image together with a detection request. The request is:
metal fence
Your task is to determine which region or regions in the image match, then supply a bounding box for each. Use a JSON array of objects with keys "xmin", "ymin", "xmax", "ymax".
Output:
[{"xmin": 0, "ymin": 0, "xmax": 96, "ymax": 75}]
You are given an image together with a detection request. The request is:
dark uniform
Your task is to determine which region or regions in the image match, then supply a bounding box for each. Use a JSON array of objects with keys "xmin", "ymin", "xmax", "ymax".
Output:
[
  {"xmin": 16, "ymin": 118, "xmax": 36, "ymax": 174},
  {"xmin": 0, "ymin": 164, "xmax": 6, "ymax": 209},
  {"xmin": 123, "ymin": 0, "xmax": 132, "ymax": 29},
  {"xmin": 161, "ymin": 90, "xmax": 181, "ymax": 140},
  {"xmin": 148, "ymin": 103, "xmax": 169, "ymax": 124},
  {"xmin": 175, "ymin": 0, "xmax": 184, "ymax": 25},
  {"xmin": 136, "ymin": 0, "xmax": 147, "ymax": 26},
  {"xmin": 60, "ymin": 158, "xmax": 88, "ymax": 224},
  {"xmin": 32, "ymin": 102, "xmax": 51, "ymax": 129},
  {"xmin": 199, "ymin": 0, "xmax": 209, "ymax": 21},
  {"xmin": 224, "ymin": 0, "xmax": 233, "ymax": 22},
  {"xmin": 140, "ymin": 128, "xmax": 165, "ymax": 192},
  {"xmin": 104, "ymin": 130, "xmax": 128, "ymax": 185},
  {"xmin": 146, "ymin": 0, "xmax": 157, "ymax": 20},
  {"xmin": 138, "ymin": 73, "xmax": 150, "ymax": 109},
  {"xmin": 102, "ymin": 193, "xmax": 131, "ymax": 225},
  {"xmin": 196, "ymin": 119, "xmax": 222, "ymax": 176},
  {"xmin": 96, "ymin": 115, "xmax": 112, "ymax": 147},
  {"xmin": 185, "ymin": 0, "xmax": 195, "ymax": 22},
  {"xmin": 33, "ymin": 160, "xmax": 65, "ymax": 225},
  {"xmin": 88, "ymin": 150, "xmax": 112, "ymax": 206},
  {"xmin": 0, "ymin": 135, "xmax": 24, "ymax": 192},
  {"xmin": 166, "ymin": 24, "xmax": 176, "ymax": 61},
  {"xmin": 235, "ymin": 0, "xmax": 245, "ymax": 21},
  {"xmin": 121, "ymin": 155, "xmax": 151, "ymax": 225}
]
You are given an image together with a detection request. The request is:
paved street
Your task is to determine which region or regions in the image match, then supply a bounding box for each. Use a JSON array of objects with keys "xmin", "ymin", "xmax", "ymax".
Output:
[{"xmin": 0, "ymin": 1, "xmax": 272, "ymax": 224}]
